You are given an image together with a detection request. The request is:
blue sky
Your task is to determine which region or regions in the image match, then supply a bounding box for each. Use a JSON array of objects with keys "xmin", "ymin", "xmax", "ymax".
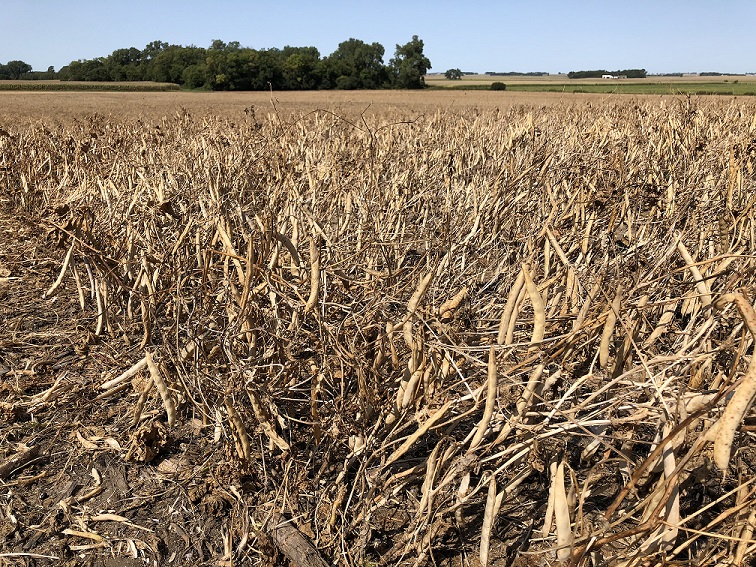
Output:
[{"xmin": 3, "ymin": 0, "xmax": 755, "ymax": 74}]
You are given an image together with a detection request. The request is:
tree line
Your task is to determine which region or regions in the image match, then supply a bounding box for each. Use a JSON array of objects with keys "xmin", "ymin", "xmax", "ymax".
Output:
[
  {"xmin": 1, "ymin": 36, "xmax": 432, "ymax": 90},
  {"xmin": 0, "ymin": 60, "xmax": 34, "ymax": 80},
  {"xmin": 484, "ymin": 71, "xmax": 548, "ymax": 76}
]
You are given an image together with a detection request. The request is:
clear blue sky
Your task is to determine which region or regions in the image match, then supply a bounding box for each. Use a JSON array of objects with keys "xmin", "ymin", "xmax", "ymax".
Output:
[{"xmin": 3, "ymin": 0, "xmax": 755, "ymax": 74}]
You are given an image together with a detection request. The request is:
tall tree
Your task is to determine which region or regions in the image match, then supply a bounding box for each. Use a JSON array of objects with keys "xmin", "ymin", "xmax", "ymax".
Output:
[
  {"xmin": 390, "ymin": 35, "xmax": 431, "ymax": 89},
  {"xmin": 142, "ymin": 40, "xmax": 169, "ymax": 61},
  {"xmin": 148, "ymin": 45, "xmax": 205, "ymax": 84},
  {"xmin": 324, "ymin": 38, "xmax": 388, "ymax": 89},
  {"xmin": 105, "ymin": 47, "xmax": 143, "ymax": 81},
  {"xmin": 282, "ymin": 46, "xmax": 321, "ymax": 89},
  {"xmin": 0, "ymin": 60, "xmax": 33, "ymax": 80},
  {"xmin": 204, "ymin": 40, "xmax": 251, "ymax": 90}
]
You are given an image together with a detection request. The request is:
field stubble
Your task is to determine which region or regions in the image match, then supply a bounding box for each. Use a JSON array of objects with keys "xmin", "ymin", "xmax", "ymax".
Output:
[
  {"xmin": 1, "ymin": 95, "xmax": 756, "ymax": 566},
  {"xmin": 0, "ymin": 89, "xmax": 729, "ymax": 126}
]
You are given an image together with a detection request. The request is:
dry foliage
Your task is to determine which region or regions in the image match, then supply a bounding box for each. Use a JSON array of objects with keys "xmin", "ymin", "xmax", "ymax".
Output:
[{"xmin": 2, "ymin": 96, "xmax": 756, "ymax": 566}]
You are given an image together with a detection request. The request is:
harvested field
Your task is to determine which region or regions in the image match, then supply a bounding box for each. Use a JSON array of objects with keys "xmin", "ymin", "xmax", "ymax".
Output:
[
  {"xmin": 1, "ymin": 94, "xmax": 756, "ymax": 566},
  {"xmin": 0, "ymin": 89, "xmax": 731, "ymax": 126},
  {"xmin": 426, "ymin": 73, "xmax": 756, "ymax": 87}
]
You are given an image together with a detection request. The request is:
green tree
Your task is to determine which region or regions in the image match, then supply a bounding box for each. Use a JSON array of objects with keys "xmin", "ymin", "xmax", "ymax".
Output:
[
  {"xmin": 57, "ymin": 62, "xmax": 77, "ymax": 81},
  {"xmin": 204, "ymin": 40, "xmax": 235, "ymax": 90},
  {"xmin": 281, "ymin": 46, "xmax": 321, "ymax": 89},
  {"xmin": 105, "ymin": 47, "xmax": 143, "ymax": 81},
  {"xmin": 140, "ymin": 41, "xmax": 170, "ymax": 80},
  {"xmin": 0, "ymin": 60, "xmax": 33, "ymax": 79},
  {"xmin": 445, "ymin": 68, "xmax": 462, "ymax": 80},
  {"xmin": 251, "ymin": 48, "xmax": 286, "ymax": 90},
  {"xmin": 227, "ymin": 48, "xmax": 262, "ymax": 90},
  {"xmin": 142, "ymin": 40, "xmax": 169, "ymax": 61},
  {"xmin": 324, "ymin": 38, "xmax": 388, "ymax": 89},
  {"xmin": 59, "ymin": 58, "xmax": 108, "ymax": 81},
  {"xmin": 204, "ymin": 41, "xmax": 270, "ymax": 90},
  {"xmin": 148, "ymin": 45, "xmax": 206, "ymax": 84},
  {"xmin": 181, "ymin": 64, "xmax": 207, "ymax": 89},
  {"xmin": 83, "ymin": 59, "xmax": 109, "ymax": 81},
  {"xmin": 389, "ymin": 35, "xmax": 431, "ymax": 89}
]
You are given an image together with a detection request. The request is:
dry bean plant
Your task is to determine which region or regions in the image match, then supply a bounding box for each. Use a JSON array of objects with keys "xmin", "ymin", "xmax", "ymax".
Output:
[{"xmin": 2, "ymin": 97, "xmax": 756, "ymax": 566}]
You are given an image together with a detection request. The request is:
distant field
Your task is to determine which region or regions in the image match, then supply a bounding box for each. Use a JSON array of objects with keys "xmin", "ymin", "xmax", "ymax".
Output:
[
  {"xmin": 426, "ymin": 73, "xmax": 756, "ymax": 95},
  {"xmin": 507, "ymin": 82, "xmax": 756, "ymax": 95},
  {"xmin": 426, "ymin": 73, "xmax": 756, "ymax": 85},
  {"xmin": 0, "ymin": 80, "xmax": 180, "ymax": 92},
  {"xmin": 3, "ymin": 76, "xmax": 755, "ymax": 96},
  {"xmin": 0, "ymin": 89, "xmax": 731, "ymax": 126}
]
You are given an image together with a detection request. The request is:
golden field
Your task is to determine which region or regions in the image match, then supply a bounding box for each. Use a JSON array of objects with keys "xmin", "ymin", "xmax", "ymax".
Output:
[
  {"xmin": 1, "ymin": 91, "xmax": 756, "ymax": 566},
  {"xmin": 0, "ymin": 88, "xmax": 726, "ymax": 125}
]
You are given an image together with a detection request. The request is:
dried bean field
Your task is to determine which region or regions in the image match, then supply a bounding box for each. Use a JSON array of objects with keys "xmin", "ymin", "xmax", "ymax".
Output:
[{"xmin": 1, "ymin": 93, "xmax": 756, "ymax": 566}]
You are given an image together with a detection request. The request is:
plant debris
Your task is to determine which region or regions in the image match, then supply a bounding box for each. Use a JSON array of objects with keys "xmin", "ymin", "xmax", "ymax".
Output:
[{"xmin": 2, "ymin": 97, "xmax": 756, "ymax": 566}]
